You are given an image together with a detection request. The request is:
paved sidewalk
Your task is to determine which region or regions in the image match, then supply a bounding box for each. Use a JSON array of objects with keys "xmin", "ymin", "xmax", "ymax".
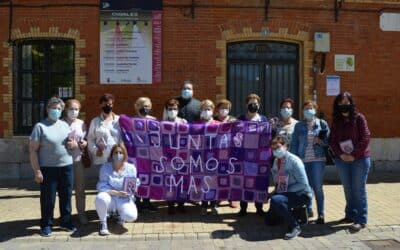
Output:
[{"xmin": 0, "ymin": 174, "xmax": 400, "ymax": 249}]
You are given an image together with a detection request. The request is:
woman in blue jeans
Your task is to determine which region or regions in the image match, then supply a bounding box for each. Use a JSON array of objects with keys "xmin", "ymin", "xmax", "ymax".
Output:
[
  {"xmin": 29, "ymin": 97, "xmax": 76, "ymax": 237},
  {"xmin": 291, "ymin": 100, "xmax": 329, "ymax": 224},
  {"xmin": 329, "ymin": 92, "xmax": 371, "ymax": 232},
  {"xmin": 269, "ymin": 135, "xmax": 312, "ymax": 240}
]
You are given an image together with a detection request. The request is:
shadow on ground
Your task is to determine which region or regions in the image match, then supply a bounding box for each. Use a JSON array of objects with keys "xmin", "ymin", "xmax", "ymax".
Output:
[{"xmin": 0, "ymin": 202, "xmax": 354, "ymax": 243}]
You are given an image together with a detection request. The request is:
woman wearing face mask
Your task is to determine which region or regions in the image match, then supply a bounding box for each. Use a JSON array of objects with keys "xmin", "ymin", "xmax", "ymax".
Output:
[
  {"xmin": 29, "ymin": 97, "xmax": 76, "ymax": 237},
  {"xmin": 214, "ymin": 99, "xmax": 238, "ymax": 209},
  {"xmin": 274, "ymin": 98, "xmax": 298, "ymax": 146},
  {"xmin": 64, "ymin": 99, "xmax": 88, "ymax": 225},
  {"xmin": 95, "ymin": 143, "xmax": 140, "ymax": 236},
  {"xmin": 134, "ymin": 97, "xmax": 156, "ymax": 120},
  {"xmin": 269, "ymin": 135, "xmax": 312, "ymax": 240},
  {"xmin": 133, "ymin": 97, "xmax": 158, "ymax": 212},
  {"xmin": 329, "ymin": 92, "xmax": 371, "ymax": 232},
  {"xmin": 215, "ymin": 99, "xmax": 236, "ymax": 123},
  {"xmin": 87, "ymin": 93, "xmax": 121, "ymax": 168},
  {"xmin": 198, "ymin": 99, "xmax": 219, "ymax": 215},
  {"xmin": 290, "ymin": 100, "xmax": 330, "ymax": 224},
  {"xmin": 237, "ymin": 93, "xmax": 268, "ymax": 216},
  {"xmin": 163, "ymin": 98, "xmax": 188, "ymax": 214}
]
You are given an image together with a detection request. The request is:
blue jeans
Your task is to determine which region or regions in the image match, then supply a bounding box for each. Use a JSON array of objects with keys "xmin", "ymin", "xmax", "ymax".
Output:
[
  {"xmin": 304, "ymin": 161, "xmax": 325, "ymax": 217},
  {"xmin": 270, "ymin": 192, "xmax": 310, "ymax": 229},
  {"xmin": 40, "ymin": 165, "xmax": 74, "ymax": 229},
  {"xmin": 335, "ymin": 157, "xmax": 371, "ymax": 224}
]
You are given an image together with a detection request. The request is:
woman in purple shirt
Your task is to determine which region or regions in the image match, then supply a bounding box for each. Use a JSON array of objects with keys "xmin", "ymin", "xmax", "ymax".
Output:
[{"xmin": 329, "ymin": 92, "xmax": 371, "ymax": 232}]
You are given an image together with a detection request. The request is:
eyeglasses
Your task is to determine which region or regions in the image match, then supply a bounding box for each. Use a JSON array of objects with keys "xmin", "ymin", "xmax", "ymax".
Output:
[{"xmin": 167, "ymin": 108, "xmax": 178, "ymax": 111}]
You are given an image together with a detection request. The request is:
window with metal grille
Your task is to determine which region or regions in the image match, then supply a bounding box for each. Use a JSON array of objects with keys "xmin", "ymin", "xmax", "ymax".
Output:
[{"xmin": 13, "ymin": 40, "xmax": 75, "ymax": 135}]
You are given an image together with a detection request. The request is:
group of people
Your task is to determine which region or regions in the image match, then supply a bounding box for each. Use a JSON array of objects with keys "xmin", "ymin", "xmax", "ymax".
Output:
[{"xmin": 29, "ymin": 80, "xmax": 371, "ymax": 240}]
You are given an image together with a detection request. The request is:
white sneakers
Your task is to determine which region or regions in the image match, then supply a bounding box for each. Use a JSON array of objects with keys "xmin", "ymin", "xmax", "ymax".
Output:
[{"xmin": 99, "ymin": 221, "xmax": 110, "ymax": 236}]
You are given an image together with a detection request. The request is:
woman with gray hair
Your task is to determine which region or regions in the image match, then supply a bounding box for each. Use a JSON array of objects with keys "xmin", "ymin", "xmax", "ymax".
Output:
[{"xmin": 29, "ymin": 96, "xmax": 76, "ymax": 237}]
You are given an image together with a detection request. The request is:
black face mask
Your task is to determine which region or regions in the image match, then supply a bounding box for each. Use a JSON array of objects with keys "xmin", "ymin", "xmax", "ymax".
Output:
[
  {"xmin": 139, "ymin": 107, "xmax": 151, "ymax": 116},
  {"xmin": 102, "ymin": 105, "xmax": 113, "ymax": 114},
  {"xmin": 247, "ymin": 103, "xmax": 259, "ymax": 113},
  {"xmin": 338, "ymin": 104, "xmax": 353, "ymax": 114}
]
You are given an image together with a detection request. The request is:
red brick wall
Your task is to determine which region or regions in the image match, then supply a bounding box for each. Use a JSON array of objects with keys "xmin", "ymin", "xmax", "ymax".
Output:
[{"xmin": 1, "ymin": 0, "xmax": 399, "ymax": 137}]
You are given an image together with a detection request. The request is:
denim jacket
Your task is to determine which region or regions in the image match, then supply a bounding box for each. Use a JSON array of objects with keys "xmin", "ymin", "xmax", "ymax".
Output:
[
  {"xmin": 290, "ymin": 118, "xmax": 330, "ymax": 160},
  {"xmin": 271, "ymin": 151, "xmax": 312, "ymax": 198}
]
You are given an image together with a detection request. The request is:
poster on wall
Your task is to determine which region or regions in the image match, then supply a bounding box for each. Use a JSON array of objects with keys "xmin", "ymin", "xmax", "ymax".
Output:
[
  {"xmin": 100, "ymin": 0, "xmax": 162, "ymax": 84},
  {"xmin": 326, "ymin": 75, "xmax": 340, "ymax": 96},
  {"xmin": 335, "ymin": 54, "xmax": 355, "ymax": 72}
]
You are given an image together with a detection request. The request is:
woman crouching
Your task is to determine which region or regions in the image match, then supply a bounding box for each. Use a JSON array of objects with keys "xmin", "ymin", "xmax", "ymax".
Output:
[
  {"xmin": 269, "ymin": 135, "xmax": 312, "ymax": 240},
  {"xmin": 95, "ymin": 143, "xmax": 140, "ymax": 235}
]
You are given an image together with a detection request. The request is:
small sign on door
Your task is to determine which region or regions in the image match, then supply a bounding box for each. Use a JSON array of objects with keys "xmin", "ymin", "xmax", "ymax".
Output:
[{"xmin": 58, "ymin": 87, "xmax": 73, "ymax": 98}]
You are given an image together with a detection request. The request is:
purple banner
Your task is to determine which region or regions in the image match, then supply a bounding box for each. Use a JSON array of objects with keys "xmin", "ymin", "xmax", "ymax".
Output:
[{"xmin": 119, "ymin": 115, "xmax": 272, "ymax": 202}]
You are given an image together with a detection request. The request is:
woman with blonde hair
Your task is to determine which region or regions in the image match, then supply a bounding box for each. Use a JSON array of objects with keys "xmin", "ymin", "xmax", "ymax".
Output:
[
  {"xmin": 95, "ymin": 143, "xmax": 140, "ymax": 235},
  {"xmin": 133, "ymin": 97, "xmax": 158, "ymax": 212},
  {"xmin": 64, "ymin": 99, "xmax": 88, "ymax": 225}
]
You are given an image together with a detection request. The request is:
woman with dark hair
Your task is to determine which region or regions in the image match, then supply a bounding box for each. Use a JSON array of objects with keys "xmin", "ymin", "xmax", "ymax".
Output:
[
  {"xmin": 291, "ymin": 100, "xmax": 329, "ymax": 224},
  {"xmin": 87, "ymin": 93, "xmax": 121, "ymax": 167},
  {"xmin": 269, "ymin": 135, "xmax": 312, "ymax": 240},
  {"xmin": 274, "ymin": 98, "xmax": 298, "ymax": 146},
  {"xmin": 237, "ymin": 93, "xmax": 269, "ymax": 216},
  {"xmin": 329, "ymin": 92, "xmax": 371, "ymax": 232}
]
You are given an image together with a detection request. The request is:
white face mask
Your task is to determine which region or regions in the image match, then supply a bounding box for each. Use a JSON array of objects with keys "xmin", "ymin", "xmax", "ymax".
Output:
[
  {"xmin": 201, "ymin": 110, "xmax": 213, "ymax": 121},
  {"xmin": 219, "ymin": 108, "xmax": 229, "ymax": 117},
  {"xmin": 67, "ymin": 109, "xmax": 79, "ymax": 119},
  {"xmin": 113, "ymin": 153, "xmax": 124, "ymax": 162},
  {"xmin": 167, "ymin": 110, "xmax": 178, "ymax": 119}
]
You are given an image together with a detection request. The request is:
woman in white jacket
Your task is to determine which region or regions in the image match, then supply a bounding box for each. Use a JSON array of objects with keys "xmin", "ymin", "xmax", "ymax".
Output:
[
  {"xmin": 95, "ymin": 143, "xmax": 140, "ymax": 235},
  {"xmin": 87, "ymin": 93, "xmax": 121, "ymax": 167}
]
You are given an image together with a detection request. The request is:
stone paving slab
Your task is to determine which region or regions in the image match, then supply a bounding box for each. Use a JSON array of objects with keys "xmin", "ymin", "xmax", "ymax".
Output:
[{"xmin": 0, "ymin": 180, "xmax": 400, "ymax": 249}]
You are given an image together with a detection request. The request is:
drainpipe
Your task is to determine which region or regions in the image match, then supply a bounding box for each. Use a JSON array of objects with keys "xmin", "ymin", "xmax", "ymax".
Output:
[{"xmin": 312, "ymin": 55, "xmax": 318, "ymax": 103}]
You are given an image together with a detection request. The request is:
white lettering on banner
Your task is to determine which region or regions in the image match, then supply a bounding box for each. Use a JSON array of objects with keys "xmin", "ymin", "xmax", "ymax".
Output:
[
  {"xmin": 171, "ymin": 156, "xmax": 185, "ymax": 171},
  {"xmin": 219, "ymin": 134, "xmax": 230, "ymax": 148},
  {"xmin": 188, "ymin": 176, "xmax": 198, "ymax": 193},
  {"xmin": 227, "ymin": 157, "xmax": 237, "ymax": 174},
  {"xmin": 168, "ymin": 175, "xmax": 212, "ymax": 194},
  {"xmin": 202, "ymin": 176, "xmax": 211, "ymax": 193},
  {"xmin": 205, "ymin": 157, "xmax": 219, "ymax": 171},
  {"xmin": 207, "ymin": 134, "xmax": 218, "ymax": 149},
  {"xmin": 169, "ymin": 175, "xmax": 184, "ymax": 193},
  {"xmin": 189, "ymin": 155, "xmax": 203, "ymax": 173},
  {"xmin": 158, "ymin": 156, "xmax": 167, "ymax": 173},
  {"xmin": 158, "ymin": 156, "xmax": 238, "ymax": 175},
  {"xmin": 188, "ymin": 134, "xmax": 201, "ymax": 150}
]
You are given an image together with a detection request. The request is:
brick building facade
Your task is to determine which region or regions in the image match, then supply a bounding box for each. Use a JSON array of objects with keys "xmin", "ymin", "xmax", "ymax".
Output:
[{"xmin": 0, "ymin": 0, "xmax": 399, "ymax": 179}]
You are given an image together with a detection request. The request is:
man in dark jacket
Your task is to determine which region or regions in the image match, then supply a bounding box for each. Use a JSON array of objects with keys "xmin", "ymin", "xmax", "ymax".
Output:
[{"xmin": 176, "ymin": 80, "xmax": 201, "ymax": 123}]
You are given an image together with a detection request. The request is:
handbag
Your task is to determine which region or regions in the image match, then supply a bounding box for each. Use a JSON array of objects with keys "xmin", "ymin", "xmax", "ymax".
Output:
[
  {"xmin": 324, "ymin": 145, "xmax": 335, "ymax": 165},
  {"xmin": 81, "ymin": 146, "xmax": 92, "ymax": 168}
]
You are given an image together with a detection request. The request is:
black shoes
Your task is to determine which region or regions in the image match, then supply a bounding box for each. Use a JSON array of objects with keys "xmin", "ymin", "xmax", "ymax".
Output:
[
  {"xmin": 350, "ymin": 223, "xmax": 366, "ymax": 232},
  {"xmin": 284, "ymin": 226, "xmax": 301, "ymax": 240},
  {"xmin": 238, "ymin": 209, "xmax": 247, "ymax": 217},
  {"xmin": 316, "ymin": 216, "xmax": 325, "ymax": 224}
]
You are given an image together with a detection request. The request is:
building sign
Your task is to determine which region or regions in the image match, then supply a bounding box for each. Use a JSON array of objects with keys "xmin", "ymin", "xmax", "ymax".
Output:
[
  {"xmin": 380, "ymin": 13, "xmax": 400, "ymax": 32},
  {"xmin": 119, "ymin": 116, "xmax": 272, "ymax": 202},
  {"xmin": 100, "ymin": 0, "xmax": 162, "ymax": 84},
  {"xmin": 335, "ymin": 54, "xmax": 355, "ymax": 72},
  {"xmin": 326, "ymin": 75, "xmax": 340, "ymax": 96}
]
